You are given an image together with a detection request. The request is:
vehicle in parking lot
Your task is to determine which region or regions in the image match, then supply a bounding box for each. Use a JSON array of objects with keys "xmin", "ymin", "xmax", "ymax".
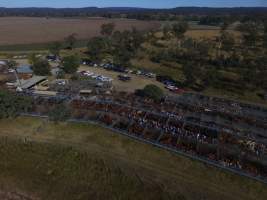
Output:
[
  {"xmin": 165, "ymin": 85, "xmax": 185, "ymax": 94},
  {"xmin": 118, "ymin": 74, "xmax": 131, "ymax": 81},
  {"xmin": 145, "ymin": 72, "xmax": 156, "ymax": 78}
]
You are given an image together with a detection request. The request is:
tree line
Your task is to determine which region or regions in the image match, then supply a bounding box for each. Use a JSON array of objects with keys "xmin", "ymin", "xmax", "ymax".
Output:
[
  {"xmin": 42, "ymin": 19, "xmax": 267, "ymax": 95},
  {"xmin": 149, "ymin": 20, "xmax": 267, "ymax": 95},
  {"xmin": 9, "ymin": 17, "xmax": 266, "ymax": 102}
]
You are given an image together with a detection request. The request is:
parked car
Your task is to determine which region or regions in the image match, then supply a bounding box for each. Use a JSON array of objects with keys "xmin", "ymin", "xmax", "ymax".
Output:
[
  {"xmin": 165, "ymin": 84, "xmax": 185, "ymax": 94},
  {"xmin": 118, "ymin": 74, "xmax": 131, "ymax": 81},
  {"xmin": 156, "ymin": 75, "xmax": 176, "ymax": 85},
  {"xmin": 46, "ymin": 55, "xmax": 57, "ymax": 62},
  {"xmin": 97, "ymin": 76, "xmax": 113, "ymax": 82},
  {"xmin": 8, "ymin": 69, "xmax": 15, "ymax": 73},
  {"xmin": 55, "ymin": 80, "xmax": 66, "ymax": 86},
  {"xmin": 81, "ymin": 58, "xmax": 92, "ymax": 65},
  {"xmin": 136, "ymin": 70, "xmax": 142, "ymax": 75},
  {"xmin": 146, "ymin": 72, "xmax": 156, "ymax": 78},
  {"xmin": 79, "ymin": 71, "xmax": 94, "ymax": 77}
]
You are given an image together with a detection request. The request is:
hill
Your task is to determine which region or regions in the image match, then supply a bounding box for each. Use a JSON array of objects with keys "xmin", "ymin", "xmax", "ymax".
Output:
[{"xmin": 0, "ymin": 7, "xmax": 267, "ymax": 18}]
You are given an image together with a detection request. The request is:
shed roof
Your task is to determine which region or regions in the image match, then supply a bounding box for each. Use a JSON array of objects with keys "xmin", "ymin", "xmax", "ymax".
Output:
[
  {"xmin": 33, "ymin": 90, "xmax": 57, "ymax": 96},
  {"xmin": 15, "ymin": 76, "xmax": 47, "ymax": 89},
  {"xmin": 80, "ymin": 89, "xmax": 93, "ymax": 94}
]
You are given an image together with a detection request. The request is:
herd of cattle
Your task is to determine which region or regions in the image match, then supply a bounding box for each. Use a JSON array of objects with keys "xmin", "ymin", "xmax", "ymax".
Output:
[{"xmin": 24, "ymin": 91, "xmax": 267, "ymax": 183}]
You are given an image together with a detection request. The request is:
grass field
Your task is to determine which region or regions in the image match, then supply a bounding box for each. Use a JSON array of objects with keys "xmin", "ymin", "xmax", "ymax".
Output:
[
  {"xmin": 0, "ymin": 17, "xmax": 160, "ymax": 46},
  {"xmin": 0, "ymin": 116, "xmax": 266, "ymax": 200}
]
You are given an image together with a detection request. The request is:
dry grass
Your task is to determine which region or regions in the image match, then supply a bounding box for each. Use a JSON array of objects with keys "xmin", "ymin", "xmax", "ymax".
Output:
[
  {"xmin": 185, "ymin": 30, "xmax": 241, "ymax": 40},
  {"xmin": 0, "ymin": 17, "xmax": 160, "ymax": 45},
  {"xmin": 131, "ymin": 57, "xmax": 185, "ymax": 81}
]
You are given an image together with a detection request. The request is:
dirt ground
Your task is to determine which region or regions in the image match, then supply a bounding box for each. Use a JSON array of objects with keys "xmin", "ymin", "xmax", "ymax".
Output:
[
  {"xmin": 11, "ymin": 59, "xmax": 167, "ymax": 93},
  {"xmin": 79, "ymin": 65, "xmax": 167, "ymax": 93},
  {"xmin": 0, "ymin": 17, "xmax": 160, "ymax": 45}
]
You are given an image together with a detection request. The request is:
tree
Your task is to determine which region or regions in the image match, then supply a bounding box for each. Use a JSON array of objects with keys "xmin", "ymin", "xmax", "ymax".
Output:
[
  {"xmin": 112, "ymin": 29, "xmax": 144, "ymax": 54},
  {"xmin": 130, "ymin": 27, "xmax": 145, "ymax": 51},
  {"xmin": 6, "ymin": 60, "xmax": 18, "ymax": 69},
  {"xmin": 204, "ymin": 67, "xmax": 221, "ymax": 88},
  {"xmin": 111, "ymin": 29, "xmax": 144, "ymax": 66},
  {"xmin": 220, "ymin": 21, "xmax": 230, "ymax": 31},
  {"xmin": 182, "ymin": 38, "xmax": 195, "ymax": 50},
  {"xmin": 172, "ymin": 21, "xmax": 189, "ymax": 40},
  {"xmin": 172, "ymin": 21, "xmax": 189, "ymax": 48},
  {"xmin": 238, "ymin": 21, "xmax": 260, "ymax": 48},
  {"xmin": 263, "ymin": 22, "xmax": 267, "ymax": 49},
  {"xmin": 196, "ymin": 40, "xmax": 212, "ymax": 57},
  {"xmin": 48, "ymin": 104, "xmax": 71, "ymax": 123},
  {"xmin": 62, "ymin": 55, "xmax": 80, "ymax": 74},
  {"xmin": 113, "ymin": 48, "xmax": 132, "ymax": 66},
  {"xmin": 49, "ymin": 41, "xmax": 62, "ymax": 56},
  {"xmin": 0, "ymin": 91, "xmax": 32, "ymax": 119},
  {"xmin": 220, "ymin": 31, "xmax": 235, "ymax": 50},
  {"xmin": 163, "ymin": 23, "xmax": 172, "ymax": 40},
  {"xmin": 28, "ymin": 53, "xmax": 38, "ymax": 65},
  {"xmin": 32, "ymin": 58, "xmax": 51, "ymax": 76},
  {"xmin": 87, "ymin": 37, "xmax": 108, "ymax": 63},
  {"xmin": 101, "ymin": 23, "xmax": 115, "ymax": 37},
  {"xmin": 56, "ymin": 70, "xmax": 65, "ymax": 79},
  {"xmin": 65, "ymin": 33, "xmax": 77, "ymax": 49},
  {"xmin": 199, "ymin": 16, "xmax": 223, "ymax": 26},
  {"xmin": 137, "ymin": 84, "xmax": 164, "ymax": 101},
  {"xmin": 264, "ymin": 34, "xmax": 267, "ymax": 49},
  {"xmin": 182, "ymin": 63, "xmax": 197, "ymax": 86}
]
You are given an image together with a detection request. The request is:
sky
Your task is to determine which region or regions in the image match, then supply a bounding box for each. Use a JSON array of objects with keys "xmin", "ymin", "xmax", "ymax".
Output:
[{"xmin": 0, "ymin": 0, "xmax": 267, "ymax": 8}]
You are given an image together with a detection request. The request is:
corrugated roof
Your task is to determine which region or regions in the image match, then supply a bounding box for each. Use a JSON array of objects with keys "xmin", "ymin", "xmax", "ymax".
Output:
[{"xmin": 15, "ymin": 76, "xmax": 47, "ymax": 89}]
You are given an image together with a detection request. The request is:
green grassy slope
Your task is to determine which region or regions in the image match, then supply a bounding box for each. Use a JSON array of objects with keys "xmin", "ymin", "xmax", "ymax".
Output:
[{"xmin": 0, "ymin": 117, "xmax": 266, "ymax": 200}]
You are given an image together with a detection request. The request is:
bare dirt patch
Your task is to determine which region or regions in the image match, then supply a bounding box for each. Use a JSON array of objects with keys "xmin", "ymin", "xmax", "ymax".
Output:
[{"xmin": 0, "ymin": 17, "xmax": 160, "ymax": 45}]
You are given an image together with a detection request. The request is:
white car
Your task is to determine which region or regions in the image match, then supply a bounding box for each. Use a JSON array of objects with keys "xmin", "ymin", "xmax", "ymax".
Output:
[
  {"xmin": 146, "ymin": 73, "xmax": 156, "ymax": 78},
  {"xmin": 102, "ymin": 77, "xmax": 112, "ymax": 82},
  {"xmin": 166, "ymin": 85, "xmax": 178, "ymax": 91},
  {"xmin": 57, "ymin": 80, "xmax": 66, "ymax": 85},
  {"xmin": 91, "ymin": 75, "xmax": 98, "ymax": 79},
  {"xmin": 84, "ymin": 72, "xmax": 93, "ymax": 76},
  {"xmin": 136, "ymin": 70, "xmax": 142, "ymax": 75},
  {"xmin": 87, "ymin": 72, "xmax": 94, "ymax": 77}
]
